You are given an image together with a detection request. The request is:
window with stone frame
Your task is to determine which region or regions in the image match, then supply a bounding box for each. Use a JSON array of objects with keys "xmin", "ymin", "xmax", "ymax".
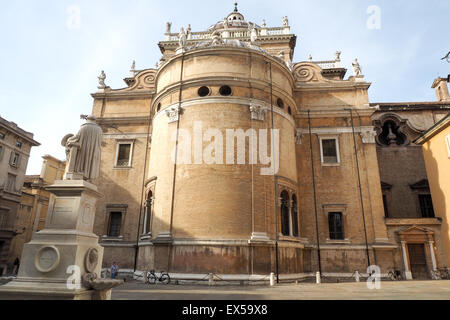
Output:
[
  {"xmin": 382, "ymin": 194, "xmax": 390, "ymax": 218},
  {"xmin": 108, "ymin": 212, "xmax": 123, "ymax": 237},
  {"xmin": 328, "ymin": 212, "xmax": 344, "ymax": 240},
  {"xmin": 115, "ymin": 142, "xmax": 133, "ymax": 167},
  {"xmin": 280, "ymin": 191, "xmax": 290, "ymax": 236},
  {"xmin": 16, "ymin": 141, "xmax": 22, "ymax": 149},
  {"xmin": 446, "ymin": 135, "xmax": 450, "ymax": 158},
  {"xmin": 144, "ymin": 190, "xmax": 154, "ymax": 235},
  {"xmin": 6, "ymin": 173, "xmax": 16, "ymax": 192},
  {"xmin": 418, "ymin": 194, "xmax": 435, "ymax": 218},
  {"xmin": 292, "ymin": 195, "xmax": 299, "ymax": 237},
  {"xmin": 320, "ymin": 137, "xmax": 340, "ymax": 164},
  {"xmin": 0, "ymin": 132, "xmax": 5, "ymax": 140},
  {"xmin": 9, "ymin": 152, "xmax": 20, "ymax": 168}
]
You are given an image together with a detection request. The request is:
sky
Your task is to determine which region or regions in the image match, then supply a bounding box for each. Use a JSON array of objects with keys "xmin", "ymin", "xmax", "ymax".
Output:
[{"xmin": 0, "ymin": 0, "xmax": 449, "ymax": 175}]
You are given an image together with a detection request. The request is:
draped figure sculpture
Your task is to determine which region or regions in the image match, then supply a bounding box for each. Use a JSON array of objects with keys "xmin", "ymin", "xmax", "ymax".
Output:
[{"xmin": 62, "ymin": 115, "xmax": 103, "ymax": 181}]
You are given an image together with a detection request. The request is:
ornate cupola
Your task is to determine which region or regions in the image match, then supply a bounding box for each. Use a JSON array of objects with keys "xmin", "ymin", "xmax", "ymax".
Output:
[{"xmin": 227, "ymin": 2, "xmax": 245, "ymax": 22}]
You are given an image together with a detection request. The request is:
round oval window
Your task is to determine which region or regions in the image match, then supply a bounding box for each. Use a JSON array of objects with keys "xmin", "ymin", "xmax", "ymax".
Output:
[
  {"xmin": 198, "ymin": 86, "xmax": 210, "ymax": 97},
  {"xmin": 219, "ymin": 86, "xmax": 232, "ymax": 96}
]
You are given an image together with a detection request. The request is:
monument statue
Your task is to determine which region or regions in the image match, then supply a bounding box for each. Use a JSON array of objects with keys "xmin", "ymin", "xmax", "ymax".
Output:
[
  {"xmin": 223, "ymin": 18, "xmax": 229, "ymax": 29},
  {"xmin": 249, "ymin": 23, "xmax": 258, "ymax": 43},
  {"xmin": 0, "ymin": 114, "xmax": 121, "ymax": 300},
  {"xmin": 178, "ymin": 27, "xmax": 187, "ymax": 49},
  {"xmin": 62, "ymin": 115, "xmax": 103, "ymax": 181},
  {"xmin": 352, "ymin": 58, "xmax": 362, "ymax": 76},
  {"xmin": 166, "ymin": 22, "xmax": 172, "ymax": 34},
  {"xmin": 335, "ymin": 51, "xmax": 342, "ymax": 61},
  {"xmin": 97, "ymin": 70, "xmax": 106, "ymax": 89},
  {"xmin": 283, "ymin": 16, "xmax": 289, "ymax": 27}
]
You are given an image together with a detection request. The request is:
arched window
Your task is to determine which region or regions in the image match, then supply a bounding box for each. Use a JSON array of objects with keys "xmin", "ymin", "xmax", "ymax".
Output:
[
  {"xmin": 144, "ymin": 191, "xmax": 153, "ymax": 234},
  {"xmin": 281, "ymin": 191, "xmax": 290, "ymax": 236},
  {"xmin": 378, "ymin": 120, "xmax": 406, "ymax": 146},
  {"xmin": 292, "ymin": 195, "xmax": 299, "ymax": 237},
  {"xmin": 277, "ymin": 98, "xmax": 284, "ymax": 110}
]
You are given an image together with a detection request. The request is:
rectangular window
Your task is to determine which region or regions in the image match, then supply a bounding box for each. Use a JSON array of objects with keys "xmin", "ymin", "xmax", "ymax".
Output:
[
  {"xmin": 115, "ymin": 143, "xmax": 132, "ymax": 167},
  {"xmin": 320, "ymin": 138, "xmax": 340, "ymax": 164},
  {"xmin": 446, "ymin": 135, "xmax": 450, "ymax": 158},
  {"xmin": 16, "ymin": 141, "xmax": 22, "ymax": 149},
  {"xmin": 6, "ymin": 174, "xmax": 16, "ymax": 192},
  {"xmin": 0, "ymin": 132, "xmax": 5, "ymax": 140},
  {"xmin": 419, "ymin": 195, "xmax": 435, "ymax": 218},
  {"xmin": 108, "ymin": 212, "xmax": 122, "ymax": 237},
  {"xmin": 383, "ymin": 195, "xmax": 389, "ymax": 218},
  {"xmin": 328, "ymin": 212, "xmax": 344, "ymax": 240},
  {"xmin": 9, "ymin": 152, "xmax": 20, "ymax": 167}
]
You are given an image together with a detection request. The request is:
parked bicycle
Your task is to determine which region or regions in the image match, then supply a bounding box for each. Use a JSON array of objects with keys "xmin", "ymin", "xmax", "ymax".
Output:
[
  {"xmin": 387, "ymin": 270, "xmax": 403, "ymax": 281},
  {"xmin": 146, "ymin": 270, "xmax": 170, "ymax": 284},
  {"xmin": 432, "ymin": 268, "xmax": 450, "ymax": 280}
]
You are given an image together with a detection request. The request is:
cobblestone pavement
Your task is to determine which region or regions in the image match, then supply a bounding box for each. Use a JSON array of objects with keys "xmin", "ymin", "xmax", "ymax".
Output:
[{"xmin": 112, "ymin": 280, "xmax": 450, "ymax": 300}]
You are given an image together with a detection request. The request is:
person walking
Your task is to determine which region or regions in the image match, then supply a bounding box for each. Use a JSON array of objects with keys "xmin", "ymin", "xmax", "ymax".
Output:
[{"xmin": 111, "ymin": 262, "xmax": 119, "ymax": 279}]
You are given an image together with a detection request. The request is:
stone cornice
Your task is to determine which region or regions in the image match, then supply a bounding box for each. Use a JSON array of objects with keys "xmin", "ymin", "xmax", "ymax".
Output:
[
  {"xmin": 295, "ymin": 107, "xmax": 376, "ymax": 119},
  {"xmin": 91, "ymin": 90, "xmax": 155, "ymax": 99},
  {"xmin": 97, "ymin": 116, "xmax": 151, "ymax": 125},
  {"xmin": 294, "ymin": 81, "xmax": 371, "ymax": 91}
]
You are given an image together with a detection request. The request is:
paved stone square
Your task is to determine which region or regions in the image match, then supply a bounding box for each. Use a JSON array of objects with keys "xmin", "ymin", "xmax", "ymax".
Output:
[{"xmin": 112, "ymin": 280, "xmax": 450, "ymax": 300}]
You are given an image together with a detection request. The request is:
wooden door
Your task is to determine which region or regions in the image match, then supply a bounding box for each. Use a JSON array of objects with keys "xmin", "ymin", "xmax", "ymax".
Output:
[{"xmin": 408, "ymin": 244, "xmax": 429, "ymax": 280}]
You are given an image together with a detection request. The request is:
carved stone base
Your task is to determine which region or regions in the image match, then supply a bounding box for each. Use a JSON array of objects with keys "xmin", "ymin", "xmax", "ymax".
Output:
[
  {"xmin": 0, "ymin": 180, "xmax": 118, "ymax": 300},
  {"xmin": 0, "ymin": 281, "xmax": 95, "ymax": 300}
]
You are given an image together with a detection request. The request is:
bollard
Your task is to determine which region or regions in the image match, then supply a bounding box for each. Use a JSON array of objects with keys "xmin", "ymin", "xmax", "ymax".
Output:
[
  {"xmin": 208, "ymin": 273, "xmax": 214, "ymax": 286},
  {"xmin": 269, "ymin": 273, "xmax": 275, "ymax": 287},
  {"xmin": 355, "ymin": 271, "xmax": 360, "ymax": 283},
  {"xmin": 316, "ymin": 272, "xmax": 321, "ymax": 284}
]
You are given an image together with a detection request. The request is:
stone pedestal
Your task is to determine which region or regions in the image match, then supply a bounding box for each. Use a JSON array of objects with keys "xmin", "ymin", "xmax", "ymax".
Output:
[{"xmin": 0, "ymin": 180, "xmax": 116, "ymax": 300}]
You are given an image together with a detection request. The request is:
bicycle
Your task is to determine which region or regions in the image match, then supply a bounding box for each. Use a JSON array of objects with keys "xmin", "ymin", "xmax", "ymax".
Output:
[
  {"xmin": 387, "ymin": 270, "xmax": 403, "ymax": 281},
  {"xmin": 146, "ymin": 270, "xmax": 170, "ymax": 284}
]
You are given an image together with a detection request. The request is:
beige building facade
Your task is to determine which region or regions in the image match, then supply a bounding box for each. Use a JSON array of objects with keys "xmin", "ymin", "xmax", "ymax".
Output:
[
  {"xmin": 82, "ymin": 6, "xmax": 450, "ymax": 280},
  {"xmin": 415, "ymin": 113, "xmax": 450, "ymax": 267},
  {"xmin": 0, "ymin": 116, "xmax": 39, "ymax": 275},
  {"xmin": 7, "ymin": 155, "xmax": 66, "ymax": 269}
]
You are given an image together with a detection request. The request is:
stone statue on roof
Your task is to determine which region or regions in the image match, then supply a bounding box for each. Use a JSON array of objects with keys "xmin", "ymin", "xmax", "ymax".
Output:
[
  {"xmin": 97, "ymin": 71, "xmax": 106, "ymax": 89},
  {"xmin": 249, "ymin": 23, "xmax": 258, "ymax": 43},
  {"xmin": 352, "ymin": 58, "xmax": 362, "ymax": 76},
  {"xmin": 178, "ymin": 27, "xmax": 187, "ymax": 49},
  {"xmin": 166, "ymin": 22, "xmax": 172, "ymax": 34},
  {"xmin": 283, "ymin": 16, "xmax": 289, "ymax": 27}
]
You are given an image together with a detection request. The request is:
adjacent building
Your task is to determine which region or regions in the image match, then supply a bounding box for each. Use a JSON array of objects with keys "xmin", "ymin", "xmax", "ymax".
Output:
[
  {"xmin": 8, "ymin": 155, "xmax": 66, "ymax": 267},
  {"xmin": 0, "ymin": 116, "xmax": 40, "ymax": 275},
  {"xmin": 415, "ymin": 113, "xmax": 450, "ymax": 267}
]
